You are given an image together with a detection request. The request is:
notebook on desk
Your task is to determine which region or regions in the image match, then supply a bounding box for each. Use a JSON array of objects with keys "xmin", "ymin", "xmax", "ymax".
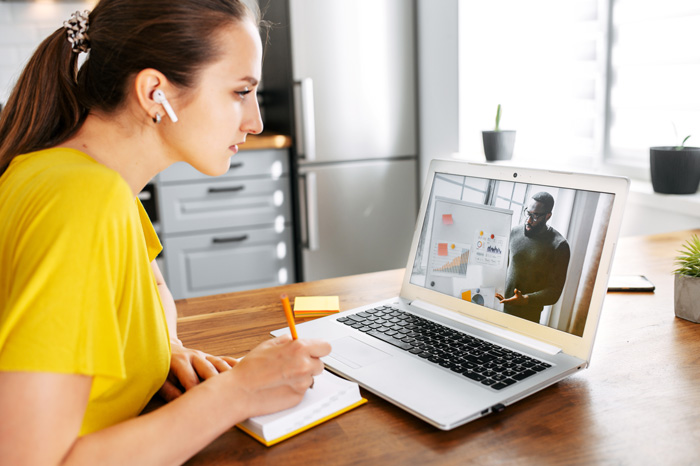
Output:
[{"xmin": 273, "ymin": 158, "xmax": 629, "ymax": 430}]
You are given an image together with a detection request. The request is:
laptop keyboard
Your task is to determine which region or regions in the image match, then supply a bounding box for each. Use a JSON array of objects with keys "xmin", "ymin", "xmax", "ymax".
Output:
[{"xmin": 337, "ymin": 305, "xmax": 552, "ymax": 391}]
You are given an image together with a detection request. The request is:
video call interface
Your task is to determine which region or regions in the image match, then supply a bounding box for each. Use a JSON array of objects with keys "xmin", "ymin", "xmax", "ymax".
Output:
[{"xmin": 409, "ymin": 173, "xmax": 615, "ymax": 337}]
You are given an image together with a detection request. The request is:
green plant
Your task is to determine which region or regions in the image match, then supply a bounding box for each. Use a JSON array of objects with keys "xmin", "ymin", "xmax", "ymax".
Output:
[
  {"xmin": 676, "ymin": 135, "xmax": 691, "ymax": 150},
  {"xmin": 494, "ymin": 104, "xmax": 502, "ymax": 132},
  {"xmin": 672, "ymin": 123, "xmax": 691, "ymax": 150},
  {"xmin": 675, "ymin": 234, "xmax": 700, "ymax": 277}
]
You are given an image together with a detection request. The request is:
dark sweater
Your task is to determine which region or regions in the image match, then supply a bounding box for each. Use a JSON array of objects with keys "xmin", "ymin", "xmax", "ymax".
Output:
[{"xmin": 504, "ymin": 224, "xmax": 570, "ymax": 323}]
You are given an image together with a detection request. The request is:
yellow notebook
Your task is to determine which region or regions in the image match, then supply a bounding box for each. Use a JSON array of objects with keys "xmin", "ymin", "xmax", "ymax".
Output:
[
  {"xmin": 293, "ymin": 296, "xmax": 341, "ymax": 317},
  {"xmin": 236, "ymin": 370, "xmax": 366, "ymax": 447}
]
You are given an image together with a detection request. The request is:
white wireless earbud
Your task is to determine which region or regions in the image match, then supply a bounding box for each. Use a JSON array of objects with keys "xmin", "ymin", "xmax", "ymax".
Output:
[{"xmin": 152, "ymin": 89, "xmax": 179, "ymax": 123}]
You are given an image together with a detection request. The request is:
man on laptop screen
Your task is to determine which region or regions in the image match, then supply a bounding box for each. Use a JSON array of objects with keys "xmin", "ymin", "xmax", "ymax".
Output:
[{"xmin": 496, "ymin": 191, "xmax": 571, "ymax": 324}]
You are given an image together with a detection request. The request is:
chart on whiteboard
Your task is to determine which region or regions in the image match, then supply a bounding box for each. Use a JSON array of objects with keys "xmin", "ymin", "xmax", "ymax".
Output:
[{"xmin": 429, "ymin": 241, "xmax": 471, "ymax": 277}]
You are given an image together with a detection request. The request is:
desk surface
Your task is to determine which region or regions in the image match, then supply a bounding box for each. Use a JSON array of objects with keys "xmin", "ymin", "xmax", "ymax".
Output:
[{"xmin": 175, "ymin": 230, "xmax": 700, "ymax": 465}]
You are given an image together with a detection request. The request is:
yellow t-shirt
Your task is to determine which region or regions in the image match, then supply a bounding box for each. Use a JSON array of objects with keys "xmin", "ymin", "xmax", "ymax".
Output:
[{"xmin": 0, "ymin": 147, "xmax": 171, "ymax": 435}]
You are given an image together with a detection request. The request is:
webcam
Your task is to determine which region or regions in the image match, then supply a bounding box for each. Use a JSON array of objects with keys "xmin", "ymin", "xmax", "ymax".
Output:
[{"xmin": 513, "ymin": 172, "xmax": 518, "ymax": 178}]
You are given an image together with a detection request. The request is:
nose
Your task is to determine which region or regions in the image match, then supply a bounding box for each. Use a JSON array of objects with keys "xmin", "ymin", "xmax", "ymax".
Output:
[{"xmin": 242, "ymin": 95, "xmax": 264, "ymax": 135}]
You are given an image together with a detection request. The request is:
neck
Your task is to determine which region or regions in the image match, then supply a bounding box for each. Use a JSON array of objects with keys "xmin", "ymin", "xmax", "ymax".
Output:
[{"xmin": 57, "ymin": 111, "xmax": 174, "ymax": 196}]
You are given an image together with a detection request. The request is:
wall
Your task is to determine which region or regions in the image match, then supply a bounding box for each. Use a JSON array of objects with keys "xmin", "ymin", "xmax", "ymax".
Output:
[
  {"xmin": 416, "ymin": 0, "xmax": 459, "ymax": 189},
  {"xmin": 0, "ymin": 1, "xmax": 94, "ymax": 105}
]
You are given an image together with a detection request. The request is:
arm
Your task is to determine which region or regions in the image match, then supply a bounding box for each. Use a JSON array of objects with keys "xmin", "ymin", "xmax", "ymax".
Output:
[
  {"xmin": 0, "ymin": 336, "xmax": 331, "ymax": 465},
  {"xmin": 497, "ymin": 240, "xmax": 571, "ymax": 307},
  {"xmin": 150, "ymin": 260, "xmax": 239, "ymax": 401}
]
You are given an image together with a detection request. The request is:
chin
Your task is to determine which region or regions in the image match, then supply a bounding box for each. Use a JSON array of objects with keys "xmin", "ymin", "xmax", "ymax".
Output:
[{"xmin": 191, "ymin": 159, "xmax": 231, "ymax": 177}]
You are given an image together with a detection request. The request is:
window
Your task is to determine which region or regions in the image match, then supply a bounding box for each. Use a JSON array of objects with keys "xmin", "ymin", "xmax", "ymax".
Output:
[
  {"xmin": 607, "ymin": 0, "xmax": 700, "ymax": 170},
  {"xmin": 457, "ymin": 0, "xmax": 700, "ymax": 177}
]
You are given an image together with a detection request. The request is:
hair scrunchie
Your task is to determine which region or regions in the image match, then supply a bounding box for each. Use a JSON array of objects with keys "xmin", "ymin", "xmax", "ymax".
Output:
[{"xmin": 63, "ymin": 10, "xmax": 91, "ymax": 53}]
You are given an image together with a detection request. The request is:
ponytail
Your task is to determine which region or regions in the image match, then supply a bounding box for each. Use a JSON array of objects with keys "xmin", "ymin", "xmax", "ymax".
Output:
[{"xmin": 0, "ymin": 27, "xmax": 85, "ymax": 175}]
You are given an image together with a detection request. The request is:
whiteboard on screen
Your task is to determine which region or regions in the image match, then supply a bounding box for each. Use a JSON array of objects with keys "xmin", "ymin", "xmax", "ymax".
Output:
[{"xmin": 425, "ymin": 197, "xmax": 512, "ymax": 310}]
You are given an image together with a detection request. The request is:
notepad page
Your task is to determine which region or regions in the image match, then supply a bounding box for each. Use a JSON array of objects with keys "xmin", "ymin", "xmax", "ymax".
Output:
[{"xmin": 245, "ymin": 370, "xmax": 360, "ymax": 441}]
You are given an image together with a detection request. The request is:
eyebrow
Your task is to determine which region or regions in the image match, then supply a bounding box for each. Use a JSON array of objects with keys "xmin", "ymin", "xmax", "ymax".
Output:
[{"xmin": 241, "ymin": 77, "xmax": 259, "ymax": 86}]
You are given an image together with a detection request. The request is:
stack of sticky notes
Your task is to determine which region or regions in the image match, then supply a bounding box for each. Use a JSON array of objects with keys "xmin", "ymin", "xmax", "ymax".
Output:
[{"xmin": 293, "ymin": 296, "xmax": 340, "ymax": 318}]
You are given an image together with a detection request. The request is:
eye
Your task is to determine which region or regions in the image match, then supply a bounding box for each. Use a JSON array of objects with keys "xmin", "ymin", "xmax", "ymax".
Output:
[{"xmin": 235, "ymin": 88, "xmax": 252, "ymax": 100}]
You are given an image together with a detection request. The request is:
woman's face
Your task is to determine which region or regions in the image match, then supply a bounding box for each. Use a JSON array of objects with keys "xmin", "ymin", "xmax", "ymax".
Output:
[{"xmin": 163, "ymin": 18, "xmax": 264, "ymax": 176}]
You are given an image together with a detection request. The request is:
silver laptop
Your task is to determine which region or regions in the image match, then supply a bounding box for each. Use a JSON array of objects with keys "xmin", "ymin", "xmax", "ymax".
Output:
[{"xmin": 273, "ymin": 159, "xmax": 629, "ymax": 430}]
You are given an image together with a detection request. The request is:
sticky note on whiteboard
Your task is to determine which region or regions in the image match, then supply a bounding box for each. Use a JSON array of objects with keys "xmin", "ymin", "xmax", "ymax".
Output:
[
  {"xmin": 438, "ymin": 243, "xmax": 448, "ymax": 256},
  {"xmin": 442, "ymin": 214, "xmax": 453, "ymax": 225}
]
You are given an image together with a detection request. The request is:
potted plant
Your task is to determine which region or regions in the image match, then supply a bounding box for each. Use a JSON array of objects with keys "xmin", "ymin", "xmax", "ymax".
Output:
[
  {"xmin": 674, "ymin": 234, "xmax": 700, "ymax": 323},
  {"xmin": 650, "ymin": 135, "xmax": 700, "ymax": 194},
  {"xmin": 482, "ymin": 104, "xmax": 516, "ymax": 162}
]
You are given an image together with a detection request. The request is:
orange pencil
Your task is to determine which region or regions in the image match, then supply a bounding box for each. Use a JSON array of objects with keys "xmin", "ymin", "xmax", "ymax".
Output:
[{"xmin": 280, "ymin": 294, "xmax": 298, "ymax": 340}]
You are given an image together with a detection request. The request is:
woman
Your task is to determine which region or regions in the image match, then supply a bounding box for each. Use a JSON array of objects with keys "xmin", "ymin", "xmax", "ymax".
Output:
[{"xmin": 0, "ymin": 0, "xmax": 330, "ymax": 463}]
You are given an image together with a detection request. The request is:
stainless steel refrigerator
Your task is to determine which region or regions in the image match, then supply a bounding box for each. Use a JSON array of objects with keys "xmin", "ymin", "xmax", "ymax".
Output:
[{"xmin": 261, "ymin": 0, "xmax": 418, "ymax": 281}]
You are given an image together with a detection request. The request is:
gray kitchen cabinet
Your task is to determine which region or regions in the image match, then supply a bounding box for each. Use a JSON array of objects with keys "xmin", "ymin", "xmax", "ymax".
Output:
[{"xmin": 155, "ymin": 149, "xmax": 295, "ymax": 299}]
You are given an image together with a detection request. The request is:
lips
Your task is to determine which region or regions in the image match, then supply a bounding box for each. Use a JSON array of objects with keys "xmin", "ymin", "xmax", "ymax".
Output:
[{"xmin": 229, "ymin": 139, "xmax": 246, "ymax": 154}]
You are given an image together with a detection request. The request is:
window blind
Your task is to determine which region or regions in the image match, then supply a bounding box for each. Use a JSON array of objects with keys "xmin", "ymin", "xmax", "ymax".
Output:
[
  {"xmin": 458, "ymin": 0, "xmax": 607, "ymax": 167},
  {"xmin": 607, "ymin": 0, "xmax": 700, "ymax": 166}
]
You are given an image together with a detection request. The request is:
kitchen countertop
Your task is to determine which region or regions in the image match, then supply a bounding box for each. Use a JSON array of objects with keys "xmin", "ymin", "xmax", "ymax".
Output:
[{"xmin": 239, "ymin": 133, "xmax": 292, "ymax": 151}]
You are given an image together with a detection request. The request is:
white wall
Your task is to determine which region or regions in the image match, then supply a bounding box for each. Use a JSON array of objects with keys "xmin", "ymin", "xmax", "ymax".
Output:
[
  {"xmin": 0, "ymin": 1, "xmax": 94, "ymax": 105},
  {"xmin": 416, "ymin": 0, "xmax": 459, "ymax": 189}
]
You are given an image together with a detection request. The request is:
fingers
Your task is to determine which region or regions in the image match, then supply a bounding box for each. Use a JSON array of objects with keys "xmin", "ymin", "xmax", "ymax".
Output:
[
  {"xmin": 171, "ymin": 355, "xmax": 201, "ymax": 391},
  {"xmin": 169, "ymin": 345, "xmax": 241, "ymax": 396},
  {"xmin": 219, "ymin": 356, "xmax": 240, "ymax": 368},
  {"xmin": 282, "ymin": 337, "xmax": 331, "ymax": 358},
  {"xmin": 305, "ymin": 339, "xmax": 332, "ymax": 358},
  {"xmin": 191, "ymin": 355, "xmax": 219, "ymax": 382},
  {"xmin": 205, "ymin": 355, "xmax": 233, "ymax": 373},
  {"xmin": 268, "ymin": 334, "xmax": 293, "ymax": 346},
  {"xmin": 311, "ymin": 358, "xmax": 325, "ymax": 376},
  {"xmin": 158, "ymin": 380, "xmax": 183, "ymax": 402}
]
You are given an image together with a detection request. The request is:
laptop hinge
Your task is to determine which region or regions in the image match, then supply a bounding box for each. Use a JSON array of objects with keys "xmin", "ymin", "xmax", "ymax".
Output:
[{"xmin": 410, "ymin": 299, "xmax": 562, "ymax": 356}]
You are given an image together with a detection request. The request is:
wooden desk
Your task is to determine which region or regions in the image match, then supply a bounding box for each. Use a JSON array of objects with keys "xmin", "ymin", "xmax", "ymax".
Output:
[{"xmin": 175, "ymin": 230, "xmax": 700, "ymax": 465}]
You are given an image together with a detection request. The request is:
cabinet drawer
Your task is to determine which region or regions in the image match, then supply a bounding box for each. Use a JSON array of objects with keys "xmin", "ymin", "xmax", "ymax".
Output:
[
  {"xmin": 163, "ymin": 226, "xmax": 295, "ymax": 299},
  {"xmin": 158, "ymin": 178, "xmax": 291, "ymax": 233},
  {"xmin": 158, "ymin": 149, "xmax": 288, "ymax": 183}
]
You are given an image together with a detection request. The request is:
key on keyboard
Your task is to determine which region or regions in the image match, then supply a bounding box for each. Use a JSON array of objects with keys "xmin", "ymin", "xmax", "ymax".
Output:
[{"xmin": 336, "ymin": 305, "xmax": 551, "ymax": 391}]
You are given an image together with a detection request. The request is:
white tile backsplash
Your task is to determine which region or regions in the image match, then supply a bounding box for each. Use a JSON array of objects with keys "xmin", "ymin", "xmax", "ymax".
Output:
[
  {"xmin": 0, "ymin": 47, "xmax": 19, "ymax": 67},
  {"xmin": 0, "ymin": 1, "xmax": 93, "ymax": 104}
]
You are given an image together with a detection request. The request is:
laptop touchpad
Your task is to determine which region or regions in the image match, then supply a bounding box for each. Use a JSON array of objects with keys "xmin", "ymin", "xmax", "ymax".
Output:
[{"xmin": 327, "ymin": 336, "xmax": 392, "ymax": 369}]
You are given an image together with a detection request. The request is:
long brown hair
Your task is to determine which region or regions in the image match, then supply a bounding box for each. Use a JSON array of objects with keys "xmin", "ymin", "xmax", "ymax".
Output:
[{"xmin": 0, "ymin": 0, "xmax": 257, "ymax": 176}]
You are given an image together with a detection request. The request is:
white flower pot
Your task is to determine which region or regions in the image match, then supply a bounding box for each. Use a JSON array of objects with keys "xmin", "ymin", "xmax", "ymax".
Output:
[{"xmin": 674, "ymin": 274, "xmax": 700, "ymax": 323}]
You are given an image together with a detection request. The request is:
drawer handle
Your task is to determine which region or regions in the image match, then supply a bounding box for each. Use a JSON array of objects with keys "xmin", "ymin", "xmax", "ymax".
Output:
[
  {"xmin": 229, "ymin": 162, "xmax": 244, "ymax": 169},
  {"xmin": 212, "ymin": 234, "xmax": 249, "ymax": 244},
  {"xmin": 208, "ymin": 185, "xmax": 245, "ymax": 194}
]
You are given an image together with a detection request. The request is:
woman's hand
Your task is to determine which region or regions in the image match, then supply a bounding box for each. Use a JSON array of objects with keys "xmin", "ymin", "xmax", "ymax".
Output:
[
  {"xmin": 228, "ymin": 335, "xmax": 332, "ymax": 418},
  {"xmin": 159, "ymin": 340, "xmax": 240, "ymax": 402}
]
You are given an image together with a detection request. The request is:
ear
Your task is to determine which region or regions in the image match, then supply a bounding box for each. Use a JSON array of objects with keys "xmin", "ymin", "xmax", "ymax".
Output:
[
  {"xmin": 133, "ymin": 69, "xmax": 175, "ymax": 121},
  {"xmin": 545, "ymin": 212, "xmax": 553, "ymax": 222}
]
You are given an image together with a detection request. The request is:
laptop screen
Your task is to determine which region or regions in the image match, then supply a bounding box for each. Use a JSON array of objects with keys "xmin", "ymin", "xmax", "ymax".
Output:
[{"xmin": 409, "ymin": 172, "xmax": 615, "ymax": 338}]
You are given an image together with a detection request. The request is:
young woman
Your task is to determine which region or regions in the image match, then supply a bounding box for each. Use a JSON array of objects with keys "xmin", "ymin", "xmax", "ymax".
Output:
[{"xmin": 0, "ymin": 0, "xmax": 330, "ymax": 463}]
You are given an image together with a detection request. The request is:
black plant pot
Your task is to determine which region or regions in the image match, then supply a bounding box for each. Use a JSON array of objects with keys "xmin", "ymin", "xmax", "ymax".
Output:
[
  {"xmin": 482, "ymin": 130, "xmax": 516, "ymax": 161},
  {"xmin": 649, "ymin": 147, "xmax": 700, "ymax": 194}
]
